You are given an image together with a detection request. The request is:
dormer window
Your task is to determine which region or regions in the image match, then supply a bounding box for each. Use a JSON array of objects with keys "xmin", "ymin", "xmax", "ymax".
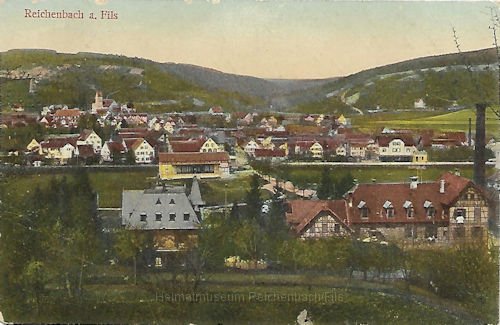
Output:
[
  {"xmin": 424, "ymin": 201, "xmax": 435, "ymax": 218},
  {"xmin": 403, "ymin": 201, "xmax": 414, "ymax": 218},
  {"xmin": 156, "ymin": 198, "xmax": 162, "ymax": 205},
  {"xmin": 140, "ymin": 213, "xmax": 147, "ymax": 222},
  {"xmin": 169, "ymin": 199, "xmax": 175, "ymax": 205},
  {"xmin": 358, "ymin": 201, "xmax": 368, "ymax": 218},
  {"xmin": 383, "ymin": 200, "xmax": 394, "ymax": 218}
]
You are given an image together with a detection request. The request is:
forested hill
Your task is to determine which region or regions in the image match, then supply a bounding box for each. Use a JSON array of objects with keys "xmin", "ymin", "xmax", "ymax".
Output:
[
  {"xmin": 0, "ymin": 48, "xmax": 498, "ymax": 113},
  {"xmin": 0, "ymin": 49, "xmax": 263, "ymax": 112}
]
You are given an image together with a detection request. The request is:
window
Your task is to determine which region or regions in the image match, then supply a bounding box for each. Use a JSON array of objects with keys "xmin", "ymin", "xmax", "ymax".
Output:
[
  {"xmin": 169, "ymin": 213, "xmax": 176, "ymax": 221},
  {"xmin": 183, "ymin": 213, "xmax": 190, "ymax": 221},
  {"xmin": 169, "ymin": 199, "xmax": 175, "ymax": 204},
  {"xmin": 155, "ymin": 212, "xmax": 162, "ymax": 221},
  {"xmin": 424, "ymin": 201, "xmax": 435, "ymax": 218},
  {"xmin": 383, "ymin": 201, "xmax": 394, "ymax": 218},
  {"xmin": 426, "ymin": 206, "xmax": 435, "ymax": 218},
  {"xmin": 474, "ymin": 207, "xmax": 481, "ymax": 222},
  {"xmin": 322, "ymin": 222, "xmax": 328, "ymax": 234},
  {"xmin": 156, "ymin": 198, "xmax": 162, "ymax": 205},
  {"xmin": 455, "ymin": 208, "xmax": 466, "ymax": 224},
  {"xmin": 140, "ymin": 213, "xmax": 147, "ymax": 222},
  {"xmin": 334, "ymin": 223, "xmax": 340, "ymax": 233},
  {"xmin": 358, "ymin": 201, "xmax": 368, "ymax": 218},
  {"xmin": 403, "ymin": 201, "xmax": 414, "ymax": 218}
]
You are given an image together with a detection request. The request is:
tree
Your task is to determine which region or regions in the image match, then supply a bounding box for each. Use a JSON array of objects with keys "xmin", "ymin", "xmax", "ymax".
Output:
[
  {"xmin": 77, "ymin": 113, "xmax": 101, "ymax": 134},
  {"xmin": 245, "ymin": 173, "xmax": 263, "ymax": 221},
  {"xmin": 114, "ymin": 228, "xmax": 153, "ymax": 285},
  {"xmin": 317, "ymin": 167, "xmax": 334, "ymax": 199},
  {"xmin": 335, "ymin": 172, "xmax": 355, "ymax": 199},
  {"xmin": 125, "ymin": 150, "xmax": 136, "ymax": 165},
  {"xmin": 234, "ymin": 219, "xmax": 265, "ymax": 283}
]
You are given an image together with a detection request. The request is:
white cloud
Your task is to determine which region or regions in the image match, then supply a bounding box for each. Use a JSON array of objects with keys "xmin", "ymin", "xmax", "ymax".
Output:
[
  {"xmin": 184, "ymin": 0, "xmax": 193, "ymax": 4},
  {"xmin": 94, "ymin": 0, "xmax": 108, "ymax": 5}
]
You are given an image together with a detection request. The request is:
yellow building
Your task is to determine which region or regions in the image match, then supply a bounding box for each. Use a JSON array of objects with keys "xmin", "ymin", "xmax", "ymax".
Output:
[
  {"xmin": 27, "ymin": 139, "xmax": 40, "ymax": 152},
  {"xmin": 412, "ymin": 150, "xmax": 428, "ymax": 163},
  {"xmin": 309, "ymin": 142, "xmax": 324, "ymax": 158},
  {"xmin": 200, "ymin": 138, "xmax": 223, "ymax": 153},
  {"xmin": 159, "ymin": 152, "xmax": 230, "ymax": 180}
]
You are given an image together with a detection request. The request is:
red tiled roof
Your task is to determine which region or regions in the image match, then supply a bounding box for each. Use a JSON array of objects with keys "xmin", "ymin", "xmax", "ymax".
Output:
[
  {"xmin": 170, "ymin": 138, "xmax": 205, "ymax": 153},
  {"xmin": 77, "ymin": 145, "xmax": 95, "ymax": 158},
  {"xmin": 53, "ymin": 109, "xmax": 81, "ymax": 117},
  {"xmin": 178, "ymin": 128, "xmax": 205, "ymax": 136},
  {"xmin": 123, "ymin": 138, "xmax": 142, "ymax": 150},
  {"xmin": 103, "ymin": 99, "xmax": 115, "ymax": 107},
  {"xmin": 159, "ymin": 152, "xmax": 229, "ymax": 164},
  {"xmin": 377, "ymin": 134, "xmax": 417, "ymax": 147},
  {"xmin": 79, "ymin": 129, "xmax": 95, "ymax": 141},
  {"xmin": 40, "ymin": 137, "xmax": 77, "ymax": 149},
  {"xmin": 286, "ymin": 200, "xmax": 351, "ymax": 235},
  {"xmin": 347, "ymin": 172, "xmax": 473, "ymax": 225},
  {"xmin": 105, "ymin": 141, "xmax": 125, "ymax": 153}
]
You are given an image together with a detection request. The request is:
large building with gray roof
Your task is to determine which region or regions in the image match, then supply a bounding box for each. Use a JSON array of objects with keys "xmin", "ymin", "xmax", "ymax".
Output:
[{"xmin": 121, "ymin": 184, "xmax": 201, "ymax": 230}]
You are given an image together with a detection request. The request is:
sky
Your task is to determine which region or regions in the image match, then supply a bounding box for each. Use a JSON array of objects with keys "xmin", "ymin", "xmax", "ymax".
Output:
[{"xmin": 0, "ymin": 0, "xmax": 498, "ymax": 79}]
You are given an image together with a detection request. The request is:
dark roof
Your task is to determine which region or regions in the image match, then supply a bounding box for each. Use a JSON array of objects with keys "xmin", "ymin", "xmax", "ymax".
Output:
[
  {"xmin": 121, "ymin": 186, "xmax": 200, "ymax": 230},
  {"xmin": 189, "ymin": 177, "xmax": 205, "ymax": 206}
]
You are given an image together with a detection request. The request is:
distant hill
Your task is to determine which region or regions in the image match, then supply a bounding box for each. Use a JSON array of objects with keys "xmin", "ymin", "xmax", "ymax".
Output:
[
  {"xmin": 0, "ymin": 48, "xmax": 498, "ymax": 114},
  {"xmin": 161, "ymin": 63, "xmax": 338, "ymax": 101},
  {"xmin": 0, "ymin": 49, "xmax": 263, "ymax": 112},
  {"xmin": 291, "ymin": 48, "xmax": 498, "ymax": 114}
]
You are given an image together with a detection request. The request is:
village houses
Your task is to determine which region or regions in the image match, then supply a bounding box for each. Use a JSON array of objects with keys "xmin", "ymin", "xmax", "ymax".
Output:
[{"xmin": 286, "ymin": 172, "xmax": 490, "ymax": 246}]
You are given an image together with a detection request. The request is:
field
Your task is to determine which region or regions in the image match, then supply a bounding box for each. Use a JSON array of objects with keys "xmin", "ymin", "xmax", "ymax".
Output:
[
  {"xmin": 351, "ymin": 108, "xmax": 500, "ymax": 138},
  {"xmin": 2, "ymin": 169, "xmax": 269, "ymax": 207},
  {"xmin": 6, "ymin": 269, "xmax": 490, "ymax": 324},
  {"xmin": 3, "ymin": 165, "xmax": 495, "ymax": 207},
  {"xmin": 269, "ymin": 165, "xmax": 498, "ymax": 190}
]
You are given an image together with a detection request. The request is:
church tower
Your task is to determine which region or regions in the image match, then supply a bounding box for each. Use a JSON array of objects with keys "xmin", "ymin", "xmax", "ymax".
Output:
[{"xmin": 91, "ymin": 90, "xmax": 104, "ymax": 113}]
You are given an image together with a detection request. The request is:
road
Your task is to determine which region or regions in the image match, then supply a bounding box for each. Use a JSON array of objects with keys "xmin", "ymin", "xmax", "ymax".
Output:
[
  {"xmin": 340, "ymin": 89, "xmax": 364, "ymax": 115},
  {"xmin": 1, "ymin": 161, "xmax": 494, "ymax": 172}
]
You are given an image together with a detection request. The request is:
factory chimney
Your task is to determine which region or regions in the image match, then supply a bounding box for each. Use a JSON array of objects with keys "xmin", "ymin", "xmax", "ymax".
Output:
[{"xmin": 473, "ymin": 103, "xmax": 486, "ymax": 187}]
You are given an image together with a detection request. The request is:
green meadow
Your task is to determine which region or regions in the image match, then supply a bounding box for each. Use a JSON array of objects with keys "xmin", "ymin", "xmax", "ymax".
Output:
[{"xmin": 351, "ymin": 108, "xmax": 500, "ymax": 138}]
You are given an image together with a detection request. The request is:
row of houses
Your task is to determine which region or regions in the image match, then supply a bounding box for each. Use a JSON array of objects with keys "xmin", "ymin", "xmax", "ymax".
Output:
[
  {"xmin": 119, "ymin": 171, "xmax": 491, "ymax": 267},
  {"xmin": 243, "ymin": 129, "xmax": 470, "ymax": 163},
  {"xmin": 26, "ymin": 128, "xmax": 232, "ymax": 180}
]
